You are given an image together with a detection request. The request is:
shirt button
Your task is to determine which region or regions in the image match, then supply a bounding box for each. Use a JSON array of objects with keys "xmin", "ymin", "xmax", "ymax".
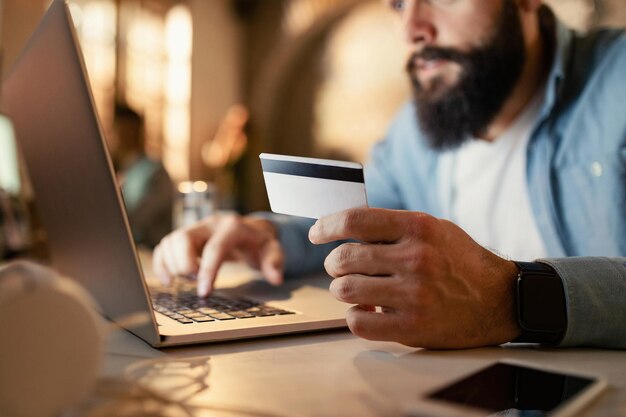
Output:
[{"xmin": 590, "ymin": 162, "xmax": 603, "ymax": 177}]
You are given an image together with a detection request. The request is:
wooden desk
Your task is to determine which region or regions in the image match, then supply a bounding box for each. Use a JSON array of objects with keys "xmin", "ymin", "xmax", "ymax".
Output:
[{"xmin": 103, "ymin": 324, "xmax": 626, "ymax": 417}]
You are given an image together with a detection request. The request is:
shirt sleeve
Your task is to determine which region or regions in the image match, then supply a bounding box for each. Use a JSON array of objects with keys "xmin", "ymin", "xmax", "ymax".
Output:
[
  {"xmin": 364, "ymin": 138, "xmax": 405, "ymax": 210},
  {"xmin": 539, "ymin": 257, "xmax": 626, "ymax": 348},
  {"xmin": 250, "ymin": 212, "xmax": 337, "ymax": 277}
]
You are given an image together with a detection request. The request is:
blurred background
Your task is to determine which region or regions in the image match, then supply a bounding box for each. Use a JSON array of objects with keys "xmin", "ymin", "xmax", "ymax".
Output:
[{"xmin": 1, "ymin": 0, "xmax": 625, "ymax": 259}]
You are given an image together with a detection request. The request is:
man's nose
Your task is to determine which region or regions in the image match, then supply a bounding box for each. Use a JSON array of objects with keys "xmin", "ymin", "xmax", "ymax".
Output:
[{"xmin": 402, "ymin": 0, "xmax": 436, "ymax": 46}]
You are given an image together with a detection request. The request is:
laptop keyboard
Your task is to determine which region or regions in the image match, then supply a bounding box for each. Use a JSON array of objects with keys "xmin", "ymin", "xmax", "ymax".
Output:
[{"xmin": 152, "ymin": 290, "xmax": 295, "ymax": 324}]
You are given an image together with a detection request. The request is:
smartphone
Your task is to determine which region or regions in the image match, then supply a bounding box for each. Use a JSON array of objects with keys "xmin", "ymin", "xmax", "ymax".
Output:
[{"xmin": 407, "ymin": 360, "xmax": 607, "ymax": 417}]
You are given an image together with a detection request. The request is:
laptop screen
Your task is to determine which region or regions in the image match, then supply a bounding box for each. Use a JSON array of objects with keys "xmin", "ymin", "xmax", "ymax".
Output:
[{"xmin": 1, "ymin": 0, "xmax": 159, "ymax": 345}]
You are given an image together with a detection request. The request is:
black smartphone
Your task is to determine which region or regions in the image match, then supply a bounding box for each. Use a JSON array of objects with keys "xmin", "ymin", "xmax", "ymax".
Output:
[{"xmin": 408, "ymin": 361, "xmax": 607, "ymax": 417}]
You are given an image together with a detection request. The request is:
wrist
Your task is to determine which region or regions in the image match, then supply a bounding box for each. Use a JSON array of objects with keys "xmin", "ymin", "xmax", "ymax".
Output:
[
  {"xmin": 247, "ymin": 217, "xmax": 279, "ymax": 240},
  {"xmin": 498, "ymin": 260, "xmax": 523, "ymax": 343}
]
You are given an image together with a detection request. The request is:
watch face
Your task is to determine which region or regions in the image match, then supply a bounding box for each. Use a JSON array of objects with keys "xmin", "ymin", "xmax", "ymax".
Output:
[{"xmin": 518, "ymin": 274, "xmax": 566, "ymax": 332}]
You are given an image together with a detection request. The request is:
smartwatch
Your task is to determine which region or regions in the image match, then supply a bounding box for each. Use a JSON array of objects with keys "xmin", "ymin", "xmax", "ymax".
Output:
[{"xmin": 513, "ymin": 261, "xmax": 567, "ymax": 344}]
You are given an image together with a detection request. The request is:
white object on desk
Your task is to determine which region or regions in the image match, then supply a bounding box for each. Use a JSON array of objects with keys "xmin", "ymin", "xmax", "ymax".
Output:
[{"xmin": 0, "ymin": 261, "xmax": 105, "ymax": 417}]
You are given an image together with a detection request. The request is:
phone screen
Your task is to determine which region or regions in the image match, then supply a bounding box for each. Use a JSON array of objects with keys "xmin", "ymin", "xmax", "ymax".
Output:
[{"xmin": 426, "ymin": 362, "xmax": 597, "ymax": 416}]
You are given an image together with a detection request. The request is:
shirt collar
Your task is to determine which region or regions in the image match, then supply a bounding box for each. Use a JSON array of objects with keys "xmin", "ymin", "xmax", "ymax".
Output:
[{"xmin": 538, "ymin": 8, "xmax": 574, "ymax": 122}]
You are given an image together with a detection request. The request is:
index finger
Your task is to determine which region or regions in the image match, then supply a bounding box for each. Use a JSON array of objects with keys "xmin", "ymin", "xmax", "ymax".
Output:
[
  {"xmin": 309, "ymin": 207, "xmax": 408, "ymax": 244},
  {"xmin": 196, "ymin": 218, "xmax": 265, "ymax": 297}
]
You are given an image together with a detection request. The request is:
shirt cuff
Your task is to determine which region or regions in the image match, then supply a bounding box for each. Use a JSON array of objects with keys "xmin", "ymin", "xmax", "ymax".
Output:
[{"xmin": 537, "ymin": 257, "xmax": 626, "ymax": 348}]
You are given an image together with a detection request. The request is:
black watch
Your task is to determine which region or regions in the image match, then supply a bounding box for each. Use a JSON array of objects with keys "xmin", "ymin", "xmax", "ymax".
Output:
[{"xmin": 513, "ymin": 261, "xmax": 567, "ymax": 344}]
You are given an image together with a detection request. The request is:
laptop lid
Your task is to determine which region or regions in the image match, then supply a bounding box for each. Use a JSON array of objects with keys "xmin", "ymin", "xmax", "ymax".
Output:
[
  {"xmin": 2, "ymin": 0, "xmax": 349, "ymax": 348},
  {"xmin": 1, "ymin": 0, "xmax": 159, "ymax": 345}
]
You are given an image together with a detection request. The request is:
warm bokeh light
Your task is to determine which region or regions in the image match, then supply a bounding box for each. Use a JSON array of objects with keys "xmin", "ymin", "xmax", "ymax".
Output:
[
  {"xmin": 0, "ymin": 116, "xmax": 20, "ymax": 195},
  {"xmin": 165, "ymin": 62, "xmax": 191, "ymax": 105},
  {"xmin": 68, "ymin": 0, "xmax": 116, "ymax": 126},
  {"xmin": 165, "ymin": 6, "xmax": 193, "ymax": 60},
  {"xmin": 163, "ymin": 106, "xmax": 191, "ymax": 181},
  {"xmin": 126, "ymin": 14, "xmax": 165, "ymax": 109},
  {"xmin": 80, "ymin": 0, "xmax": 116, "ymax": 44},
  {"xmin": 192, "ymin": 181, "xmax": 208, "ymax": 193},
  {"xmin": 163, "ymin": 5, "xmax": 192, "ymax": 182},
  {"xmin": 283, "ymin": 0, "xmax": 348, "ymax": 36},
  {"xmin": 177, "ymin": 181, "xmax": 193, "ymax": 194},
  {"xmin": 164, "ymin": 107, "xmax": 190, "ymax": 146},
  {"xmin": 122, "ymin": 3, "xmax": 193, "ymax": 175},
  {"xmin": 314, "ymin": 1, "xmax": 409, "ymax": 163}
]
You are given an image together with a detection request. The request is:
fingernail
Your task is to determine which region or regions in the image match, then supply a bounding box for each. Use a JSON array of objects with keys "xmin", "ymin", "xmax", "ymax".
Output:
[
  {"xmin": 270, "ymin": 268, "xmax": 283, "ymax": 285},
  {"xmin": 197, "ymin": 280, "xmax": 211, "ymax": 297},
  {"xmin": 159, "ymin": 274, "xmax": 172, "ymax": 286},
  {"xmin": 309, "ymin": 224, "xmax": 318, "ymax": 242}
]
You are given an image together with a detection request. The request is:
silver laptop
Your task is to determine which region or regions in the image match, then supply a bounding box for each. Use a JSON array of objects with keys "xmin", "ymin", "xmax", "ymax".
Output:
[{"xmin": 1, "ymin": 0, "xmax": 347, "ymax": 347}]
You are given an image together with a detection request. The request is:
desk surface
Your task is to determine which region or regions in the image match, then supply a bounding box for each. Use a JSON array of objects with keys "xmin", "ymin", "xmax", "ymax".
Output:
[{"xmin": 102, "ymin": 325, "xmax": 626, "ymax": 417}]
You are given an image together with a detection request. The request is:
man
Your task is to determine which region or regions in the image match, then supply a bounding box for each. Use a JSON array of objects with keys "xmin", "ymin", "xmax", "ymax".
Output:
[
  {"xmin": 110, "ymin": 104, "xmax": 174, "ymax": 248},
  {"xmin": 153, "ymin": 0, "xmax": 626, "ymax": 349}
]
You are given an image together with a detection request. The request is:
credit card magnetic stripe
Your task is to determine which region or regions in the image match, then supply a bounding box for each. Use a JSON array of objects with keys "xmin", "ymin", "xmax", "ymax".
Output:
[{"xmin": 260, "ymin": 158, "xmax": 364, "ymax": 183}]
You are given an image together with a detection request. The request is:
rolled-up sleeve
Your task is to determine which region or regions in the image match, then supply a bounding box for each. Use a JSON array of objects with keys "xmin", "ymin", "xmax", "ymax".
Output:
[{"xmin": 540, "ymin": 257, "xmax": 626, "ymax": 348}]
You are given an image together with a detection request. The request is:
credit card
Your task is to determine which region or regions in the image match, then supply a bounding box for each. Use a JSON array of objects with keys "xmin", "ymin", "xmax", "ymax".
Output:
[{"xmin": 260, "ymin": 153, "xmax": 368, "ymax": 219}]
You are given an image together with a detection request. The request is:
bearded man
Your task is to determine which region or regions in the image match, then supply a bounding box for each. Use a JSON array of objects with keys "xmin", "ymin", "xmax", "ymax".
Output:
[{"xmin": 154, "ymin": 0, "xmax": 626, "ymax": 349}]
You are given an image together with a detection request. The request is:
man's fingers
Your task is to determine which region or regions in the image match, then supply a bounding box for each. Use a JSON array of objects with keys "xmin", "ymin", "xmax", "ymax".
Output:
[
  {"xmin": 197, "ymin": 229, "xmax": 241, "ymax": 297},
  {"xmin": 154, "ymin": 215, "xmax": 281, "ymax": 297},
  {"xmin": 152, "ymin": 243, "xmax": 172, "ymax": 285},
  {"xmin": 345, "ymin": 305, "xmax": 400, "ymax": 342},
  {"xmin": 329, "ymin": 274, "xmax": 399, "ymax": 308},
  {"xmin": 196, "ymin": 217, "xmax": 264, "ymax": 297},
  {"xmin": 162, "ymin": 234, "xmax": 190, "ymax": 276},
  {"xmin": 324, "ymin": 242, "xmax": 402, "ymax": 277},
  {"xmin": 309, "ymin": 207, "xmax": 424, "ymax": 244},
  {"xmin": 157, "ymin": 232, "xmax": 200, "ymax": 281},
  {"xmin": 153, "ymin": 238, "xmax": 190, "ymax": 285},
  {"xmin": 259, "ymin": 239, "xmax": 284, "ymax": 285}
]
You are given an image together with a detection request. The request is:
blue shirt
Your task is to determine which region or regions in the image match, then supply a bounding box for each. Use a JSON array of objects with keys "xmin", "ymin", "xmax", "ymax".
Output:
[{"xmin": 264, "ymin": 18, "xmax": 626, "ymax": 348}]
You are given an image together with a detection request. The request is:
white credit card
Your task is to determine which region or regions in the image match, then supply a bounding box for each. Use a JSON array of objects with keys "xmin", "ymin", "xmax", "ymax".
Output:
[{"xmin": 260, "ymin": 153, "xmax": 368, "ymax": 219}]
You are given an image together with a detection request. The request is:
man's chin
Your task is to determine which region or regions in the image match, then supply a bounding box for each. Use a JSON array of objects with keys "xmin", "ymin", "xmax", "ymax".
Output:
[
  {"xmin": 412, "ymin": 76, "xmax": 457, "ymax": 103},
  {"xmin": 411, "ymin": 76, "xmax": 474, "ymax": 151}
]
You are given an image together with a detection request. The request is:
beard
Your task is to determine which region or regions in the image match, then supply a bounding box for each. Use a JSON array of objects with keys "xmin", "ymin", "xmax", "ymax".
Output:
[{"xmin": 407, "ymin": 0, "xmax": 526, "ymax": 150}]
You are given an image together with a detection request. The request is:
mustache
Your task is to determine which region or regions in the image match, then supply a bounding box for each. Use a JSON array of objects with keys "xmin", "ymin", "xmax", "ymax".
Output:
[{"xmin": 406, "ymin": 47, "xmax": 469, "ymax": 72}]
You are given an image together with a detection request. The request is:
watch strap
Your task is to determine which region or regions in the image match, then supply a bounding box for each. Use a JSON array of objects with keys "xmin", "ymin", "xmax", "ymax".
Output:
[{"xmin": 513, "ymin": 261, "xmax": 567, "ymax": 344}]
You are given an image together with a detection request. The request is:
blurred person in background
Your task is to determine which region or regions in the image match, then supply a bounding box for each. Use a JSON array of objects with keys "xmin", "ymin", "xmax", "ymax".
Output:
[{"xmin": 110, "ymin": 104, "xmax": 174, "ymax": 249}]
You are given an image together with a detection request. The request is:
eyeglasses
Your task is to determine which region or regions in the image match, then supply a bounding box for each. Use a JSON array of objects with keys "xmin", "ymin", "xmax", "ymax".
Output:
[{"xmin": 388, "ymin": 0, "xmax": 460, "ymax": 12}]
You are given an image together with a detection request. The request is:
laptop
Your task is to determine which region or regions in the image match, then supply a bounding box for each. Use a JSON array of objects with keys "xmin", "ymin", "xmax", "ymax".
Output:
[{"xmin": 1, "ymin": 0, "xmax": 348, "ymax": 347}]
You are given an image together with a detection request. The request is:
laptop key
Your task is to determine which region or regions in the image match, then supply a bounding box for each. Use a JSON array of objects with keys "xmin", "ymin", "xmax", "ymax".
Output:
[
  {"xmin": 175, "ymin": 318, "xmax": 195, "ymax": 324},
  {"xmin": 228, "ymin": 311, "xmax": 255, "ymax": 319},
  {"xmin": 208, "ymin": 312, "xmax": 236, "ymax": 321},
  {"xmin": 259, "ymin": 309, "xmax": 280, "ymax": 315},
  {"xmin": 197, "ymin": 307, "xmax": 221, "ymax": 315},
  {"xmin": 192, "ymin": 316, "xmax": 215, "ymax": 323},
  {"xmin": 183, "ymin": 312, "xmax": 206, "ymax": 319}
]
